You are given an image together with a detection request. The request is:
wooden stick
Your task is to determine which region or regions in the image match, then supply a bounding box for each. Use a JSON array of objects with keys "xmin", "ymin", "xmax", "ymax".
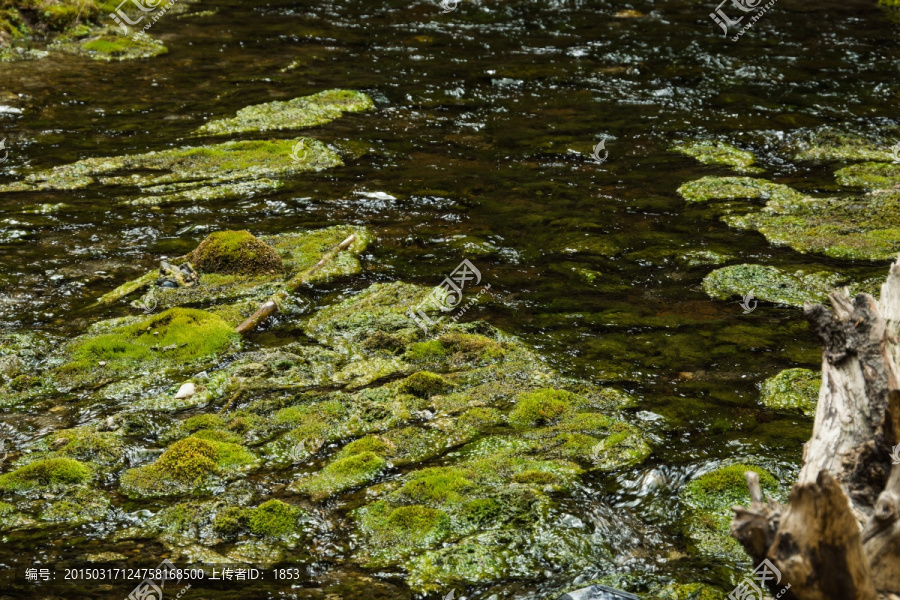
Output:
[{"xmin": 235, "ymin": 234, "xmax": 356, "ymax": 336}]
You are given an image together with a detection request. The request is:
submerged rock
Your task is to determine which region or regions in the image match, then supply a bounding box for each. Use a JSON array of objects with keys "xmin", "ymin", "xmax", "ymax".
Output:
[
  {"xmin": 760, "ymin": 368, "xmax": 820, "ymax": 416},
  {"xmin": 196, "ymin": 89, "xmax": 374, "ymax": 136},
  {"xmin": 671, "ymin": 141, "xmax": 762, "ymax": 173},
  {"xmin": 0, "ymin": 138, "xmax": 342, "ymax": 205},
  {"xmin": 702, "ymin": 263, "xmax": 851, "ymax": 307}
]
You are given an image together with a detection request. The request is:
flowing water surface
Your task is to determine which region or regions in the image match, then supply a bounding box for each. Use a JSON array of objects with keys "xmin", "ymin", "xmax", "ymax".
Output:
[{"xmin": 0, "ymin": 0, "xmax": 898, "ymax": 597}]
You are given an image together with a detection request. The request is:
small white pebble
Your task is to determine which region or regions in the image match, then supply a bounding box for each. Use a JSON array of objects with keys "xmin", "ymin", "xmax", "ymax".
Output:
[
  {"xmin": 98, "ymin": 361, "xmax": 107, "ymax": 367},
  {"xmin": 174, "ymin": 382, "xmax": 196, "ymax": 399}
]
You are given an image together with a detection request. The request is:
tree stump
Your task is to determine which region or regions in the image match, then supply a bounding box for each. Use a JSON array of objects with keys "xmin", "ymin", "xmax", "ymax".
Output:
[{"xmin": 731, "ymin": 259, "xmax": 900, "ymax": 599}]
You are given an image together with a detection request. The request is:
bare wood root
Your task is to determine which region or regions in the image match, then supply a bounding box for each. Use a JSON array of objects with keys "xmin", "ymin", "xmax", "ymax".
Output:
[
  {"xmin": 731, "ymin": 258, "xmax": 900, "ymax": 598},
  {"xmin": 235, "ymin": 234, "xmax": 356, "ymax": 336}
]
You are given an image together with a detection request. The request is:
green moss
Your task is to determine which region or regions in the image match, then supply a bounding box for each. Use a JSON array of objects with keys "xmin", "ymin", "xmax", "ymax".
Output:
[
  {"xmin": 188, "ymin": 230, "xmax": 283, "ymax": 275},
  {"xmin": 761, "ymin": 368, "xmax": 820, "ymax": 416},
  {"xmin": 290, "ymin": 451, "xmax": 387, "ymax": 500},
  {"xmin": 61, "ymin": 308, "xmax": 238, "ymax": 383},
  {"xmin": 835, "ymin": 162, "xmax": 900, "ymax": 189},
  {"xmin": 652, "ymin": 582, "xmax": 727, "ymax": 600},
  {"xmin": 791, "ymin": 127, "xmax": 895, "ymax": 162},
  {"xmin": 405, "ymin": 339, "xmax": 449, "ymax": 361},
  {"xmin": 702, "ymin": 264, "xmax": 851, "ymax": 307},
  {"xmin": 39, "ymin": 486, "xmax": 109, "ymax": 524},
  {"xmin": 671, "ymin": 141, "xmax": 762, "ymax": 173},
  {"xmin": 181, "ymin": 414, "xmax": 227, "ymax": 434},
  {"xmin": 589, "ymin": 423, "xmax": 652, "ymax": 470},
  {"xmin": 213, "ymin": 506, "xmax": 251, "ymax": 535},
  {"xmin": 68, "ymin": 33, "xmax": 167, "ymax": 61},
  {"xmin": 457, "ymin": 407, "xmax": 502, "ymax": 431},
  {"xmin": 51, "ymin": 428, "xmax": 124, "ymax": 467},
  {"xmin": 357, "ymin": 501, "xmax": 451, "ymax": 552},
  {"xmin": 0, "ymin": 457, "xmax": 91, "ymax": 491},
  {"xmin": 120, "ymin": 436, "xmax": 257, "ymax": 497},
  {"xmin": 677, "ymin": 176, "xmax": 804, "ymax": 204},
  {"xmin": 399, "ymin": 467, "xmax": 474, "ymax": 505},
  {"xmin": 509, "ymin": 388, "xmax": 583, "ymax": 427},
  {"xmin": 196, "ymin": 89, "xmax": 374, "ymax": 136},
  {"xmin": 439, "ymin": 332, "xmax": 505, "ymax": 360},
  {"xmin": 397, "ymin": 371, "xmax": 452, "ymax": 398},
  {"xmin": 340, "ymin": 435, "xmax": 395, "ymax": 456},
  {"xmin": 247, "ymin": 499, "xmax": 305, "ymax": 538}
]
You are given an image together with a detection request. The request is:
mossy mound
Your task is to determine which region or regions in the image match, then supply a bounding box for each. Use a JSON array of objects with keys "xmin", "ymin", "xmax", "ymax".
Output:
[
  {"xmin": 397, "ymin": 371, "xmax": 452, "ymax": 398},
  {"xmin": 188, "ymin": 230, "xmax": 283, "ymax": 275},
  {"xmin": 120, "ymin": 435, "xmax": 258, "ymax": 497},
  {"xmin": 49, "ymin": 427, "xmax": 125, "ymax": 469},
  {"xmin": 39, "ymin": 486, "xmax": 110, "ymax": 525},
  {"xmin": 246, "ymin": 499, "xmax": 307, "ymax": 538},
  {"xmin": 760, "ymin": 368, "xmax": 820, "ymax": 416},
  {"xmin": 681, "ymin": 464, "xmax": 781, "ymax": 560},
  {"xmin": 789, "ymin": 127, "xmax": 896, "ymax": 163},
  {"xmin": 196, "ymin": 89, "xmax": 374, "ymax": 136},
  {"xmin": 678, "ymin": 176, "xmax": 802, "ymax": 204},
  {"xmin": 509, "ymin": 388, "xmax": 584, "ymax": 427},
  {"xmin": 671, "ymin": 141, "xmax": 762, "ymax": 173},
  {"xmin": 0, "ymin": 457, "xmax": 91, "ymax": 492},
  {"xmin": 0, "ymin": 138, "xmax": 342, "ymax": 206},
  {"xmin": 702, "ymin": 264, "xmax": 852, "ymax": 308},
  {"xmin": 0, "ymin": 0, "xmax": 99, "ymax": 43}
]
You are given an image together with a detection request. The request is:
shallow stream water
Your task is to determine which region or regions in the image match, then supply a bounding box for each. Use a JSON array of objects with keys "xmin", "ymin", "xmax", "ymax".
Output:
[{"xmin": 1, "ymin": 0, "xmax": 898, "ymax": 597}]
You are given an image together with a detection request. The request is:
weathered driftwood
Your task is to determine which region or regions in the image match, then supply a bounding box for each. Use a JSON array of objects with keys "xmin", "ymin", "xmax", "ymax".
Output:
[
  {"xmin": 731, "ymin": 258, "xmax": 900, "ymax": 599},
  {"xmin": 235, "ymin": 233, "xmax": 356, "ymax": 336}
]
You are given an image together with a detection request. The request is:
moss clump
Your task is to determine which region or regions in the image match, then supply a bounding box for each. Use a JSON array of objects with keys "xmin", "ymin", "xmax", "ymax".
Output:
[
  {"xmin": 588, "ymin": 423, "xmax": 652, "ymax": 471},
  {"xmin": 61, "ymin": 308, "xmax": 238, "ymax": 381},
  {"xmin": 790, "ymin": 127, "xmax": 895, "ymax": 163},
  {"xmin": 62, "ymin": 33, "xmax": 167, "ymax": 61},
  {"xmin": 0, "ymin": 457, "xmax": 91, "ymax": 491},
  {"xmin": 439, "ymin": 332, "xmax": 505, "ymax": 360},
  {"xmin": 761, "ymin": 368, "xmax": 820, "ymax": 416},
  {"xmin": 213, "ymin": 506, "xmax": 250, "ymax": 535},
  {"xmin": 399, "ymin": 467, "xmax": 474, "ymax": 505},
  {"xmin": 702, "ymin": 264, "xmax": 851, "ymax": 308},
  {"xmin": 290, "ymin": 451, "xmax": 387, "ymax": 500},
  {"xmin": 677, "ymin": 176, "xmax": 803, "ymax": 204},
  {"xmin": 247, "ymin": 499, "xmax": 305, "ymax": 538},
  {"xmin": 397, "ymin": 371, "xmax": 452, "ymax": 398},
  {"xmin": 120, "ymin": 436, "xmax": 257, "ymax": 497},
  {"xmin": 509, "ymin": 388, "xmax": 583, "ymax": 427},
  {"xmin": 671, "ymin": 140, "xmax": 761, "ymax": 173},
  {"xmin": 405, "ymin": 339, "xmax": 449, "ymax": 361},
  {"xmin": 196, "ymin": 89, "xmax": 374, "ymax": 136},
  {"xmin": 39, "ymin": 486, "xmax": 110, "ymax": 524},
  {"xmin": 188, "ymin": 230, "xmax": 283, "ymax": 275}
]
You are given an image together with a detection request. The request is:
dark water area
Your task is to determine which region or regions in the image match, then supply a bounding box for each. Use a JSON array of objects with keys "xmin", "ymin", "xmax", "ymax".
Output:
[{"xmin": 0, "ymin": 0, "xmax": 898, "ymax": 597}]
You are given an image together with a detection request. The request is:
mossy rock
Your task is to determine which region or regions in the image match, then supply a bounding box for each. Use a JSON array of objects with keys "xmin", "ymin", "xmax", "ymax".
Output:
[
  {"xmin": 790, "ymin": 127, "xmax": 896, "ymax": 163},
  {"xmin": 247, "ymin": 499, "xmax": 307, "ymax": 539},
  {"xmin": 397, "ymin": 371, "xmax": 452, "ymax": 398},
  {"xmin": 196, "ymin": 89, "xmax": 374, "ymax": 136},
  {"xmin": 671, "ymin": 141, "xmax": 762, "ymax": 173},
  {"xmin": 52, "ymin": 31, "xmax": 168, "ymax": 61},
  {"xmin": 678, "ymin": 176, "xmax": 803, "ymax": 204},
  {"xmin": 188, "ymin": 230, "xmax": 283, "ymax": 275},
  {"xmin": 651, "ymin": 582, "xmax": 727, "ymax": 600},
  {"xmin": 702, "ymin": 264, "xmax": 850, "ymax": 308},
  {"xmin": 681, "ymin": 464, "xmax": 781, "ymax": 560},
  {"xmin": 0, "ymin": 138, "xmax": 343, "ymax": 206},
  {"xmin": 835, "ymin": 162, "xmax": 900, "ymax": 189},
  {"xmin": 49, "ymin": 427, "xmax": 125, "ymax": 469},
  {"xmin": 58, "ymin": 308, "xmax": 239, "ymax": 388},
  {"xmin": 509, "ymin": 388, "xmax": 586, "ymax": 427},
  {"xmin": 0, "ymin": 457, "xmax": 92, "ymax": 492},
  {"xmin": 120, "ymin": 436, "xmax": 258, "ymax": 498},
  {"xmin": 760, "ymin": 368, "xmax": 820, "ymax": 416},
  {"xmin": 289, "ymin": 451, "xmax": 388, "ymax": 500},
  {"xmin": 39, "ymin": 486, "xmax": 110, "ymax": 525}
]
